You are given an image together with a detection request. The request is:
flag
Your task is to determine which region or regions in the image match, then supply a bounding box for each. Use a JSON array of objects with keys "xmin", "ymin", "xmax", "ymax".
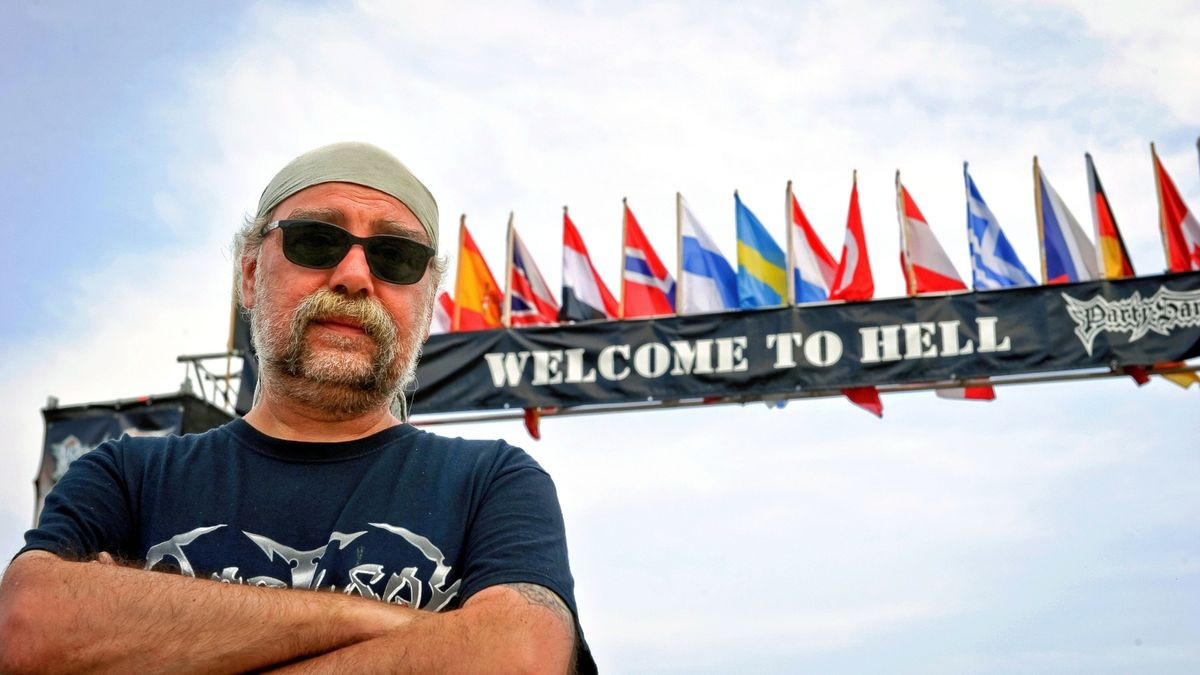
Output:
[
  {"xmin": 621, "ymin": 202, "xmax": 675, "ymax": 318},
  {"xmin": 842, "ymin": 386, "xmax": 882, "ymax": 417},
  {"xmin": 1152, "ymin": 143, "xmax": 1200, "ymax": 272},
  {"xmin": 1034, "ymin": 157, "xmax": 1099, "ymax": 284},
  {"xmin": 452, "ymin": 218, "xmax": 503, "ymax": 331},
  {"xmin": 935, "ymin": 386, "xmax": 996, "ymax": 401},
  {"xmin": 678, "ymin": 194, "xmax": 738, "ymax": 313},
  {"xmin": 788, "ymin": 183, "xmax": 837, "ymax": 303},
  {"xmin": 735, "ymin": 192, "xmax": 787, "ymax": 308},
  {"xmin": 964, "ymin": 163, "xmax": 1036, "ymax": 290},
  {"xmin": 828, "ymin": 173, "xmax": 875, "ymax": 301},
  {"xmin": 897, "ymin": 172, "xmax": 995, "ymax": 402},
  {"xmin": 429, "ymin": 292, "xmax": 454, "ymax": 335},
  {"xmin": 1086, "ymin": 153, "xmax": 1136, "ymax": 279},
  {"xmin": 523, "ymin": 407, "xmax": 542, "ymax": 440},
  {"xmin": 560, "ymin": 210, "xmax": 618, "ymax": 322},
  {"xmin": 506, "ymin": 221, "xmax": 560, "ymax": 327},
  {"xmin": 896, "ymin": 173, "xmax": 968, "ymax": 294}
]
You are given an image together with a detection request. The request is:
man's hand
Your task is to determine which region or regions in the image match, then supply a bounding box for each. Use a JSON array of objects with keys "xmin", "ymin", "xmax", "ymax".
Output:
[{"xmin": 0, "ymin": 551, "xmax": 575, "ymax": 674}]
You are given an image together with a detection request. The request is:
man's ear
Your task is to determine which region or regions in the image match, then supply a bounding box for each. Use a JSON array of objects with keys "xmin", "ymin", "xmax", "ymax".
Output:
[{"xmin": 241, "ymin": 255, "xmax": 258, "ymax": 310}]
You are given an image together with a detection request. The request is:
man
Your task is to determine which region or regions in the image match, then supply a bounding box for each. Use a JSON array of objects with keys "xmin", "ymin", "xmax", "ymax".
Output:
[{"xmin": 0, "ymin": 142, "xmax": 596, "ymax": 673}]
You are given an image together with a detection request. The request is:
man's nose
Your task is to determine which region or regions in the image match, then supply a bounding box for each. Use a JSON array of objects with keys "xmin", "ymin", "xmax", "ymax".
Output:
[{"xmin": 328, "ymin": 243, "xmax": 374, "ymax": 297}]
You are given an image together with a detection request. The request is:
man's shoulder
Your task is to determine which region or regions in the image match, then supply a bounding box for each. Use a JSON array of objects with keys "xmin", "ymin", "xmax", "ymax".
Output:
[{"xmin": 401, "ymin": 428, "xmax": 546, "ymax": 478}]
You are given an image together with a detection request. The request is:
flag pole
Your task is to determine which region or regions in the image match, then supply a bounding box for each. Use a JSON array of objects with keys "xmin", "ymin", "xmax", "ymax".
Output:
[
  {"xmin": 1033, "ymin": 156, "xmax": 1048, "ymax": 284},
  {"xmin": 225, "ymin": 269, "xmax": 238, "ymax": 385},
  {"xmin": 675, "ymin": 192, "xmax": 684, "ymax": 313},
  {"xmin": 1151, "ymin": 142, "xmax": 1172, "ymax": 272},
  {"xmin": 785, "ymin": 180, "xmax": 795, "ymax": 304},
  {"xmin": 502, "ymin": 211, "xmax": 515, "ymax": 328},
  {"xmin": 452, "ymin": 215, "xmax": 465, "ymax": 331},
  {"xmin": 1084, "ymin": 152, "xmax": 1105, "ymax": 278},
  {"xmin": 895, "ymin": 170, "xmax": 916, "ymax": 296},
  {"xmin": 619, "ymin": 197, "xmax": 628, "ymax": 319}
]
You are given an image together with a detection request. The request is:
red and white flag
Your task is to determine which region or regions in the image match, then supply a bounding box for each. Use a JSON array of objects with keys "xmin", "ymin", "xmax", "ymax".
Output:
[
  {"xmin": 829, "ymin": 174, "xmax": 875, "ymax": 302},
  {"xmin": 560, "ymin": 210, "xmax": 618, "ymax": 321},
  {"xmin": 897, "ymin": 176, "xmax": 967, "ymax": 293},
  {"xmin": 1152, "ymin": 143, "xmax": 1200, "ymax": 272},
  {"xmin": 430, "ymin": 292, "xmax": 454, "ymax": 335},
  {"xmin": 897, "ymin": 173, "xmax": 995, "ymax": 402}
]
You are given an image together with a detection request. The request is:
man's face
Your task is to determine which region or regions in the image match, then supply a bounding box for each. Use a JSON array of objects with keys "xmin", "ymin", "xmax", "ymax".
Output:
[{"xmin": 241, "ymin": 182, "xmax": 435, "ymax": 417}]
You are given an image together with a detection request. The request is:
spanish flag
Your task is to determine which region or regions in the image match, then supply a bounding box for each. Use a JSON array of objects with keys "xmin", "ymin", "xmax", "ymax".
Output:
[
  {"xmin": 1085, "ymin": 153, "xmax": 1135, "ymax": 279},
  {"xmin": 452, "ymin": 217, "xmax": 503, "ymax": 331}
]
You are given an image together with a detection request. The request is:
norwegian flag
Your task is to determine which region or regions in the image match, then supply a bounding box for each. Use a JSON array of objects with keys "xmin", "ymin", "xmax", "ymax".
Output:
[
  {"xmin": 828, "ymin": 174, "xmax": 875, "ymax": 301},
  {"xmin": 621, "ymin": 201, "xmax": 675, "ymax": 317},
  {"xmin": 507, "ymin": 225, "xmax": 560, "ymax": 327}
]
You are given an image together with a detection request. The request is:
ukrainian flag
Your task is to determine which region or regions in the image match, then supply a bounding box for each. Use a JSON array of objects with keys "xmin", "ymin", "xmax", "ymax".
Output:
[{"xmin": 735, "ymin": 193, "xmax": 787, "ymax": 307}]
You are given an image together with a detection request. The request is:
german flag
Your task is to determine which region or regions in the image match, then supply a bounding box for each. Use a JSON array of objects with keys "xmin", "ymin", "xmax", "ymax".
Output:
[{"xmin": 1085, "ymin": 153, "xmax": 1135, "ymax": 279}]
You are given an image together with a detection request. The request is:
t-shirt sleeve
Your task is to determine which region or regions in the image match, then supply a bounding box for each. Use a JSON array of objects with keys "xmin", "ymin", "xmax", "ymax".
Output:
[
  {"xmin": 458, "ymin": 442, "xmax": 596, "ymax": 674},
  {"xmin": 20, "ymin": 441, "xmax": 136, "ymax": 561},
  {"xmin": 458, "ymin": 442, "xmax": 576, "ymax": 605}
]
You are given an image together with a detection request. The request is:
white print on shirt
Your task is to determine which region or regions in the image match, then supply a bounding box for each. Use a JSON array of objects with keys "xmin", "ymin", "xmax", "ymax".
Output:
[{"xmin": 144, "ymin": 523, "xmax": 461, "ymax": 611}]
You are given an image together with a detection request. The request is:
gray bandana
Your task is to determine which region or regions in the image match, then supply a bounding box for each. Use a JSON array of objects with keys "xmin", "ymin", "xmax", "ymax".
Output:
[{"xmin": 256, "ymin": 142, "xmax": 439, "ymax": 250}]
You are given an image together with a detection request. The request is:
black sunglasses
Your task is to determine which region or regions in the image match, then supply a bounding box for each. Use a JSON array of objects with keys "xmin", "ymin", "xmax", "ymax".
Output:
[{"xmin": 261, "ymin": 219, "xmax": 435, "ymax": 285}]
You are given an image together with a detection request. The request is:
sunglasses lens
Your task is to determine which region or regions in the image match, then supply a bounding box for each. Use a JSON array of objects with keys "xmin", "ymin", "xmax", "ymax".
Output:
[
  {"xmin": 282, "ymin": 221, "xmax": 348, "ymax": 268},
  {"xmin": 366, "ymin": 237, "xmax": 432, "ymax": 284},
  {"xmin": 276, "ymin": 220, "xmax": 431, "ymax": 284}
]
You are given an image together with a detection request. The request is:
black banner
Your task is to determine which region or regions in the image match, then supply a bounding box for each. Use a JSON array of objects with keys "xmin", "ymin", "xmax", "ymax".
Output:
[
  {"xmin": 36, "ymin": 394, "xmax": 233, "ymax": 522},
  {"xmin": 409, "ymin": 272, "xmax": 1200, "ymax": 415}
]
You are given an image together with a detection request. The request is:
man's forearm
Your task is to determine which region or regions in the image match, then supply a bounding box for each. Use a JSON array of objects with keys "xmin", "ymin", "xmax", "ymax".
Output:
[
  {"xmin": 0, "ymin": 551, "xmax": 415, "ymax": 674},
  {"xmin": 267, "ymin": 584, "xmax": 575, "ymax": 675}
]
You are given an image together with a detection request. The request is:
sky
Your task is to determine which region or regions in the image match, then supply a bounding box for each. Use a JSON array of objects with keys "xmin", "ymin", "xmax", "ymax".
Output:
[{"xmin": 2, "ymin": 0, "xmax": 1198, "ymax": 672}]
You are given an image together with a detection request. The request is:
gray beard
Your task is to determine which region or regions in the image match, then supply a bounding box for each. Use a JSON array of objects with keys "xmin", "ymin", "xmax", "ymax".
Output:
[{"xmin": 250, "ymin": 288, "xmax": 424, "ymax": 418}]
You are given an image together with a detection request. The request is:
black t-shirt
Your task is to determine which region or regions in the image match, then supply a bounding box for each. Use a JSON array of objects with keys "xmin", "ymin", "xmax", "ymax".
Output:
[{"xmin": 23, "ymin": 419, "xmax": 595, "ymax": 672}]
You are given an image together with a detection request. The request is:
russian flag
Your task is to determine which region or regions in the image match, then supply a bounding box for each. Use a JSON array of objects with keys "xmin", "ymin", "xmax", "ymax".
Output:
[
  {"xmin": 679, "ymin": 194, "xmax": 738, "ymax": 313},
  {"xmin": 507, "ymin": 224, "xmax": 559, "ymax": 326},
  {"xmin": 560, "ymin": 210, "xmax": 618, "ymax": 321},
  {"xmin": 788, "ymin": 184, "xmax": 836, "ymax": 304},
  {"xmin": 622, "ymin": 201, "xmax": 675, "ymax": 318},
  {"xmin": 1035, "ymin": 158, "xmax": 1099, "ymax": 284}
]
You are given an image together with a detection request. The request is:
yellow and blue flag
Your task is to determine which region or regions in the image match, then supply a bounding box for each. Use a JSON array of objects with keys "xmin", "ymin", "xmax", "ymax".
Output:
[{"xmin": 735, "ymin": 193, "xmax": 787, "ymax": 307}]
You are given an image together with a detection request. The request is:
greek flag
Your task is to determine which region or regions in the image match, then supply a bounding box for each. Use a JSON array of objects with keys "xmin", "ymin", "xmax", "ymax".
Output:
[{"xmin": 964, "ymin": 163, "xmax": 1035, "ymax": 290}]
